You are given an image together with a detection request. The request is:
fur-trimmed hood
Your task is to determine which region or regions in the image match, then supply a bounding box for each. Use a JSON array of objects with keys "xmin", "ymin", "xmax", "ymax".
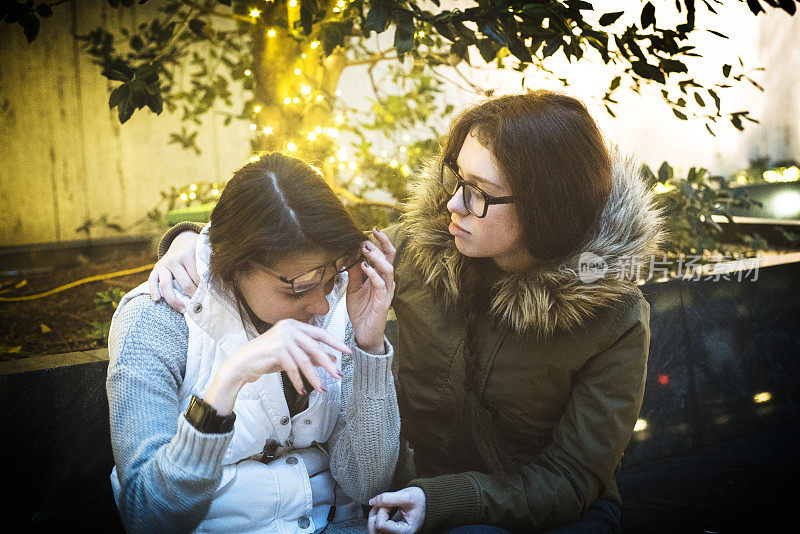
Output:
[{"xmin": 400, "ymin": 154, "xmax": 665, "ymax": 339}]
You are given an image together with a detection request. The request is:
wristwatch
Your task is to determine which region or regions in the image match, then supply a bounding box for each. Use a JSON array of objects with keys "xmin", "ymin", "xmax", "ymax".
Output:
[{"xmin": 184, "ymin": 395, "xmax": 236, "ymax": 434}]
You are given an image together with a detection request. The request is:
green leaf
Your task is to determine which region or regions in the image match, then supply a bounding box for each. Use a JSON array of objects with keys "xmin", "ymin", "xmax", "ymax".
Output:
[
  {"xmin": 672, "ymin": 108, "xmax": 688, "ymax": 120},
  {"xmin": 599, "ymin": 12, "xmax": 624, "ymax": 26},
  {"xmin": 610, "ymin": 76, "xmax": 621, "ymax": 90},
  {"xmin": 694, "ymin": 92, "xmax": 705, "ymax": 107},
  {"xmin": 365, "ymin": 1, "xmax": 391, "ymax": 33},
  {"xmin": 631, "ymin": 61, "xmax": 665, "ymax": 84},
  {"xmin": 108, "ymin": 83, "xmax": 128, "ymax": 109},
  {"xmin": 722, "ymin": 64, "xmax": 731, "ymax": 77},
  {"xmin": 476, "ymin": 38, "xmax": 501, "ymax": 63},
  {"xmin": 659, "ymin": 58, "xmax": 688, "ymax": 73},
  {"xmin": 641, "ymin": 2, "xmax": 656, "ymax": 29},
  {"xmin": 393, "ymin": 10, "xmax": 415, "ymax": 55}
]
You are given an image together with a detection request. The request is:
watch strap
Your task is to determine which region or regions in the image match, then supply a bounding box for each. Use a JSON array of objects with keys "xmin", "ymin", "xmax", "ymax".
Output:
[{"xmin": 185, "ymin": 394, "xmax": 236, "ymax": 434}]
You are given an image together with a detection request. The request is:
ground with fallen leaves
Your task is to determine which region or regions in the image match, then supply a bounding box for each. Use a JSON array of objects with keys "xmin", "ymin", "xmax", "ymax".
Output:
[{"xmin": 0, "ymin": 248, "xmax": 154, "ymax": 361}]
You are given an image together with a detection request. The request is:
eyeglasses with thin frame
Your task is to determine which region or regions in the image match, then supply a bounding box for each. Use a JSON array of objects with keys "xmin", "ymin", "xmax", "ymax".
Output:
[
  {"xmin": 261, "ymin": 250, "xmax": 363, "ymax": 294},
  {"xmin": 440, "ymin": 160, "xmax": 514, "ymax": 218}
]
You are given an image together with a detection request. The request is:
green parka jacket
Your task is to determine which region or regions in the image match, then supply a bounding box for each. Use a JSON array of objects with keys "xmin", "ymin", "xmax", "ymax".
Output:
[{"xmin": 384, "ymin": 155, "xmax": 664, "ymax": 532}]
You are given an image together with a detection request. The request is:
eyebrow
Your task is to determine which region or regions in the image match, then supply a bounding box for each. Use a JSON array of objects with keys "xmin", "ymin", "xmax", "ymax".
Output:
[{"xmin": 455, "ymin": 162, "xmax": 502, "ymax": 190}]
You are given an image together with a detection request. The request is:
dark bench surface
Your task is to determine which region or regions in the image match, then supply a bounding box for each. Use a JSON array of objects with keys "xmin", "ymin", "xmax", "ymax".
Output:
[{"xmin": 2, "ymin": 261, "xmax": 799, "ymax": 532}]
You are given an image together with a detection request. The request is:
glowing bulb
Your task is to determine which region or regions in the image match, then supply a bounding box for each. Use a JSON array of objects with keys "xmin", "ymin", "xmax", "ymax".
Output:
[
  {"xmin": 307, "ymin": 132, "xmax": 317, "ymax": 141},
  {"xmin": 419, "ymin": 31, "xmax": 425, "ymax": 37},
  {"xmin": 753, "ymin": 392, "xmax": 772, "ymax": 404},
  {"xmin": 332, "ymin": 6, "xmax": 340, "ymax": 12},
  {"xmin": 292, "ymin": 97, "xmax": 299, "ymax": 104},
  {"xmin": 301, "ymin": 53, "xmax": 307, "ymax": 59},
  {"xmin": 300, "ymin": 85, "xmax": 311, "ymax": 95},
  {"xmin": 634, "ymin": 419, "xmax": 648, "ymax": 432},
  {"xmin": 764, "ymin": 170, "xmax": 781, "ymax": 182},
  {"xmin": 335, "ymin": 115, "xmax": 344, "ymax": 124},
  {"xmin": 401, "ymin": 165, "xmax": 410, "ymax": 175},
  {"xmin": 338, "ymin": 163, "xmax": 345, "ymax": 170},
  {"xmin": 189, "ymin": 192, "xmax": 196, "ymax": 200},
  {"xmin": 315, "ymin": 94, "xmax": 323, "ymax": 102},
  {"xmin": 310, "ymin": 41, "xmax": 320, "ymax": 49},
  {"xmin": 654, "ymin": 182, "xmax": 674, "ymax": 194},
  {"xmin": 212, "ymin": 188, "xmax": 219, "ymax": 196},
  {"xmin": 286, "ymin": 142, "xmax": 297, "ymax": 152},
  {"xmin": 389, "ymin": 160, "xmax": 398, "ymax": 168},
  {"xmin": 348, "ymin": 162, "xmax": 357, "ymax": 170},
  {"xmin": 268, "ymin": 29, "xmax": 276, "ymax": 38},
  {"xmin": 353, "ymin": 176, "xmax": 363, "ymax": 185},
  {"xmin": 249, "ymin": 123, "xmax": 257, "ymax": 131},
  {"xmin": 294, "ymin": 68, "xmax": 302, "ymax": 75},
  {"xmin": 244, "ymin": 69, "xmax": 251, "ymax": 76},
  {"xmin": 189, "ymin": 184, "xmax": 197, "ymax": 191},
  {"xmin": 262, "ymin": 126, "xmax": 273, "ymax": 135},
  {"xmin": 325, "ymin": 127, "xmax": 339, "ymax": 137},
  {"xmin": 180, "ymin": 193, "xmax": 188, "ymax": 201},
  {"xmin": 283, "ymin": 97, "xmax": 292, "ymax": 105},
  {"xmin": 399, "ymin": 145, "xmax": 407, "ymax": 152},
  {"xmin": 289, "ymin": 0, "xmax": 297, "ymax": 6},
  {"xmin": 250, "ymin": 155, "xmax": 261, "ymax": 162},
  {"xmin": 254, "ymin": 105, "xmax": 261, "ymax": 113},
  {"xmin": 329, "ymin": 156, "xmax": 336, "ymax": 163},
  {"xmin": 784, "ymin": 166, "xmax": 800, "ymax": 181},
  {"xmin": 337, "ymin": 0, "xmax": 345, "ymax": 7},
  {"xmin": 314, "ymin": 126, "xmax": 323, "ymax": 134},
  {"xmin": 335, "ymin": 89, "xmax": 342, "ymax": 96},
  {"xmin": 250, "ymin": 9, "xmax": 260, "ymax": 18}
]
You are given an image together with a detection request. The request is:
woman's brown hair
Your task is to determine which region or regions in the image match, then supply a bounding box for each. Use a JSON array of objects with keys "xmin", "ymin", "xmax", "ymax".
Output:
[
  {"xmin": 444, "ymin": 91, "xmax": 613, "ymax": 478},
  {"xmin": 208, "ymin": 152, "xmax": 364, "ymax": 289}
]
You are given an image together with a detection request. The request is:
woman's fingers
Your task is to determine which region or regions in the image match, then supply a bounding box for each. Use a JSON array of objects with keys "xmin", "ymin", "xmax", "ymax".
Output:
[
  {"xmin": 297, "ymin": 334, "xmax": 342, "ymax": 381},
  {"xmin": 362, "ymin": 241, "xmax": 394, "ymax": 292},
  {"xmin": 171, "ymin": 262, "xmax": 198, "ymax": 298},
  {"xmin": 289, "ymin": 346, "xmax": 325, "ymax": 393},
  {"xmin": 372, "ymin": 227, "xmax": 396, "ymax": 265},
  {"xmin": 295, "ymin": 321, "xmax": 352, "ymax": 355},
  {"xmin": 361, "ymin": 260, "xmax": 387, "ymax": 296},
  {"xmin": 158, "ymin": 266, "xmax": 185, "ymax": 312},
  {"xmin": 147, "ymin": 265, "xmax": 163, "ymax": 302},
  {"xmin": 281, "ymin": 357, "xmax": 307, "ymax": 395}
]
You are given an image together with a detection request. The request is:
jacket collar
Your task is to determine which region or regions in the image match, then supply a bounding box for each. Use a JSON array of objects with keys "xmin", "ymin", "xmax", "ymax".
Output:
[{"xmin": 401, "ymin": 154, "xmax": 665, "ymax": 339}]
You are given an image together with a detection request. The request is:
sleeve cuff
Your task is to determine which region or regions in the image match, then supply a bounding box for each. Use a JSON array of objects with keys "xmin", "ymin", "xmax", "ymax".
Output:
[
  {"xmin": 165, "ymin": 414, "xmax": 234, "ymax": 479},
  {"xmin": 411, "ymin": 472, "xmax": 482, "ymax": 532},
  {"xmin": 158, "ymin": 222, "xmax": 204, "ymax": 259},
  {"xmin": 351, "ymin": 338, "xmax": 394, "ymax": 399}
]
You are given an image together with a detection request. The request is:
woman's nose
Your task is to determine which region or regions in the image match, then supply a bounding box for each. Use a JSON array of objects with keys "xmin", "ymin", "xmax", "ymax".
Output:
[
  {"xmin": 446, "ymin": 185, "xmax": 468, "ymax": 215},
  {"xmin": 305, "ymin": 286, "xmax": 330, "ymax": 317}
]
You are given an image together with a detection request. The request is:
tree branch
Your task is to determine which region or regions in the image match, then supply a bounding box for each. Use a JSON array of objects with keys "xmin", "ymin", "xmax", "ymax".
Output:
[
  {"xmin": 181, "ymin": 0, "xmax": 254, "ymax": 24},
  {"xmin": 343, "ymin": 49, "xmax": 398, "ymax": 67}
]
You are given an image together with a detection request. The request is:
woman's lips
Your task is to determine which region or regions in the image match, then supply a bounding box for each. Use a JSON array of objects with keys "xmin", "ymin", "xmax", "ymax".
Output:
[{"xmin": 449, "ymin": 221, "xmax": 470, "ymax": 237}]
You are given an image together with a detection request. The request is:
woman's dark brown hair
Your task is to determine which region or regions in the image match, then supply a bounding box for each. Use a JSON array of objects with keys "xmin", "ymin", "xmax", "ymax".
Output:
[
  {"xmin": 443, "ymin": 91, "xmax": 613, "ymax": 478},
  {"xmin": 208, "ymin": 152, "xmax": 364, "ymax": 289}
]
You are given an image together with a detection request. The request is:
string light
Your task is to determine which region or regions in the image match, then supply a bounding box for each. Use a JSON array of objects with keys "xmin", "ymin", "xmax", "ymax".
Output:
[
  {"xmin": 189, "ymin": 192, "xmax": 197, "ymax": 200},
  {"xmin": 294, "ymin": 68, "xmax": 302, "ymax": 75},
  {"xmin": 286, "ymin": 142, "xmax": 298, "ymax": 152},
  {"xmin": 250, "ymin": 9, "xmax": 260, "ymax": 18},
  {"xmin": 180, "ymin": 193, "xmax": 188, "ymax": 201},
  {"xmin": 634, "ymin": 419, "xmax": 648, "ymax": 432},
  {"xmin": 249, "ymin": 123, "xmax": 257, "ymax": 131},
  {"xmin": 244, "ymin": 69, "xmax": 251, "ymax": 76},
  {"xmin": 262, "ymin": 126, "xmax": 273, "ymax": 135},
  {"xmin": 315, "ymin": 94, "xmax": 324, "ymax": 102},
  {"xmin": 289, "ymin": 0, "xmax": 297, "ymax": 6},
  {"xmin": 337, "ymin": 0, "xmax": 345, "ymax": 7},
  {"xmin": 310, "ymin": 41, "xmax": 320, "ymax": 49},
  {"xmin": 300, "ymin": 85, "xmax": 312, "ymax": 95},
  {"xmin": 389, "ymin": 160, "xmax": 398, "ymax": 168},
  {"xmin": 268, "ymin": 29, "xmax": 276, "ymax": 38},
  {"xmin": 212, "ymin": 188, "xmax": 219, "ymax": 196},
  {"xmin": 292, "ymin": 97, "xmax": 299, "ymax": 104},
  {"xmin": 335, "ymin": 115, "xmax": 344, "ymax": 124},
  {"xmin": 348, "ymin": 162, "xmax": 357, "ymax": 170},
  {"xmin": 250, "ymin": 155, "xmax": 261, "ymax": 162},
  {"xmin": 314, "ymin": 126, "xmax": 323, "ymax": 134},
  {"xmin": 338, "ymin": 163, "xmax": 346, "ymax": 170},
  {"xmin": 401, "ymin": 165, "xmax": 410, "ymax": 175},
  {"xmin": 353, "ymin": 176, "xmax": 363, "ymax": 185},
  {"xmin": 283, "ymin": 97, "xmax": 292, "ymax": 105},
  {"xmin": 189, "ymin": 184, "xmax": 197, "ymax": 191},
  {"xmin": 754, "ymin": 392, "xmax": 772, "ymax": 404},
  {"xmin": 253, "ymin": 105, "xmax": 261, "ymax": 113},
  {"xmin": 325, "ymin": 127, "xmax": 339, "ymax": 137},
  {"xmin": 328, "ymin": 156, "xmax": 336, "ymax": 163},
  {"xmin": 333, "ymin": 7, "xmax": 340, "ymax": 12},
  {"xmin": 307, "ymin": 132, "xmax": 317, "ymax": 141},
  {"xmin": 399, "ymin": 146, "xmax": 407, "ymax": 152}
]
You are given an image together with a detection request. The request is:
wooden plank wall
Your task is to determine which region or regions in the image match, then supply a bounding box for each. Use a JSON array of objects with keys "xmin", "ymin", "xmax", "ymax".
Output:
[{"xmin": 0, "ymin": 0, "xmax": 250, "ymax": 246}]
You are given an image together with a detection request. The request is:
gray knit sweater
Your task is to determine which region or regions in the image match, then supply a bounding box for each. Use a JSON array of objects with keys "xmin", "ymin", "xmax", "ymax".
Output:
[{"xmin": 107, "ymin": 293, "xmax": 399, "ymax": 533}]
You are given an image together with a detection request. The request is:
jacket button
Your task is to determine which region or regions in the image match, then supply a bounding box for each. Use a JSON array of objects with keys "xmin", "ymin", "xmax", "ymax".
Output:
[
  {"xmin": 286, "ymin": 456, "xmax": 298, "ymax": 465},
  {"xmin": 286, "ymin": 436, "xmax": 294, "ymax": 446},
  {"xmin": 193, "ymin": 303, "xmax": 202, "ymax": 313},
  {"xmin": 280, "ymin": 416, "xmax": 290, "ymax": 425},
  {"xmin": 297, "ymin": 516, "xmax": 310, "ymax": 529},
  {"xmin": 304, "ymin": 419, "xmax": 312, "ymax": 425}
]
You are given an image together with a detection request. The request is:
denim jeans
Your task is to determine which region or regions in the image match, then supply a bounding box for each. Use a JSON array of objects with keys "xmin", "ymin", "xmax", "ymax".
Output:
[{"xmin": 441, "ymin": 498, "xmax": 621, "ymax": 534}]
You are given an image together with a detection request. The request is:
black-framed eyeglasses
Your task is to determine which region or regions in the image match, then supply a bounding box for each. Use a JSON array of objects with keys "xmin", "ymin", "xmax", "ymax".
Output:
[
  {"xmin": 440, "ymin": 160, "xmax": 514, "ymax": 218},
  {"xmin": 262, "ymin": 250, "xmax": 363, "ymax": 294}
]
